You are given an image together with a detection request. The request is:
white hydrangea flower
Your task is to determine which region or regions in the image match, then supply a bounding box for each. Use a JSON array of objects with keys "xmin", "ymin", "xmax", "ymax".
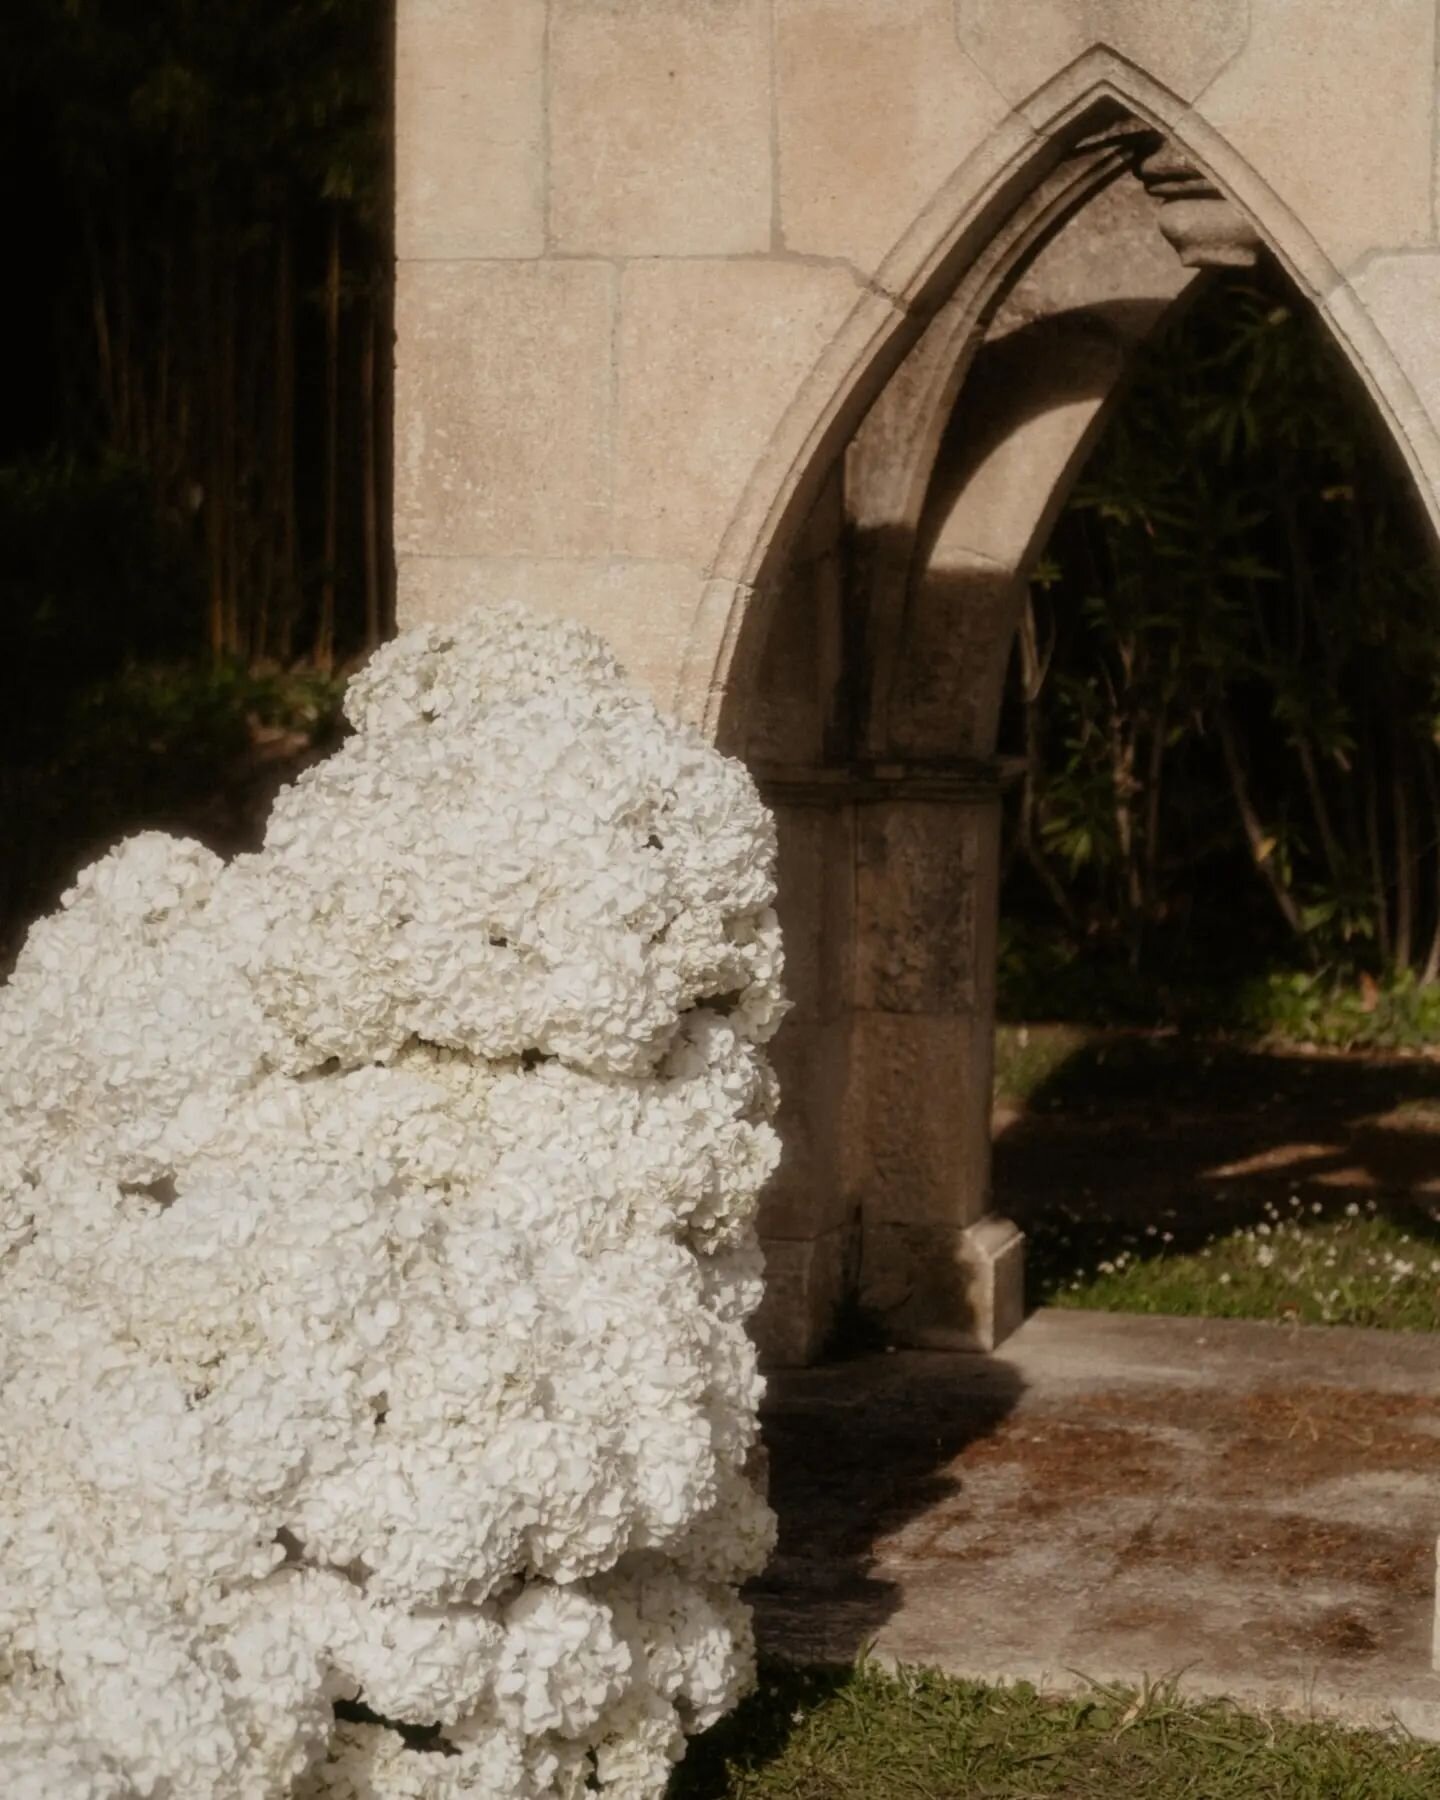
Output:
[{"xmin": 0, "ymin": 603, "xmax": 782, "ymax": 1797}]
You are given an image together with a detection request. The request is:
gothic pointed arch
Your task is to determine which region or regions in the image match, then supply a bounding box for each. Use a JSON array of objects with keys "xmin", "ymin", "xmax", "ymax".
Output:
[
  {"xmin": 687, "ymin": 48, "xmax": 1440, "ymax": 743},
  {"xmin": 719, "ymin": 50, "xmax": 1440, "ymax": 1366}
]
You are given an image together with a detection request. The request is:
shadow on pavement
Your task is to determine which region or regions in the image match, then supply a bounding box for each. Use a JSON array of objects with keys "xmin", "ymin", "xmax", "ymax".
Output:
[{"xmin": 748, "ymin": 1347, "xmax": 1026, "ymax": 1665}]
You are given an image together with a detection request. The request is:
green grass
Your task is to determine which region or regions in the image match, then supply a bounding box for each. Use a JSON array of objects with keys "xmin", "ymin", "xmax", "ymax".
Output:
[
  {"xmin": 1034, "ymin": 1195, "xmax": 1440, "ymax": 1332},
  {"xmin": 993, "ymin": 1023, "xmax": 1099, "ymax": 1108},
  {"xmin": 671, "ymin": 1664, "xmax": 1440, "ymax": 1798},
  {"xmin": 995, "ymin": 1022, "xmax": 1440, "ymax": 1331}
]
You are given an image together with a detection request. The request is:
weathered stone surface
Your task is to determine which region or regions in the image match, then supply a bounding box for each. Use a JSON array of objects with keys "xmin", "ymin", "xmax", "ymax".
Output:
[
  {"xmin": 392, "ymin": 0, "xmax": 1440, "ymax": 1391},
  {"xmin": 960, "ymin": 1215, "xmax": 1027, "ymax": 1349},
  {"xmin": 752, "ymin": 1226, "xmax": 851, "ymax": 1366},
  {"xmin": 758, "ymin": 1019, "xmax": 854, "ymax": 1241},
  {"xmin": 756, "ymin": 1313, "xmax": 1440, "ymax": 1732},
  {"xmin": 849, "ymin": 1012, "xmax": 995, "ymax": 1230},
  {"xmin": 776, "ymin": 0, "xmax": 1013, "ymax": 273},
  {"xmin": 996, "ymin": 172, "xmax": 1192, "ymax": 325},
  {"xmin": 615, "ymin": 260, "xmax": 862, "ymax": 566},
  {"xmin": 1330, "ymin": 256, "xmax": 1440, "ymax": 541},
  {"xmin": 854, "ymin": 802, "xmax": 996, "ymax": 1014},
  {"xmin": 395, "ymin": 0, "xmax": 545, "ymax": 259},
  {"xmin": 770, "ymin": 804, "xmax": 854, "ymax": 1025},
  {"xmin": 741, "ymin": 482, "xmax": 847, "ymax": 766},
  {"xmin": 550, "ymin": 0, "xmax": 772, "ymax": 256},
  {"xmin": 741, "ymin": 589, "xmax": 840, "ymax": 766},
  {"xmin": 880, "ymin": 567, "xmax": 1023, "ymax": 758},
  {"xmin": 1339, "ymin": 256, "xmax": 1440, "ymax": 447},
  {"xmin": 394, "ymin": 555, "xmax": 708, "ymax": 702},
  {"xmin": 394, "ymin": 262, "xmax": 615, "ymax": 559},
  {"xmin": 1198, "ymin": 0, "xmax": 1435, "ymax": 273},
  {"xmin": 859, "ymin": 1215, "xmax": 1023, "ymax": 1349},
  {"xmin": 955, "ymin": 0, "xmax": 1249, "ymax": 108}
]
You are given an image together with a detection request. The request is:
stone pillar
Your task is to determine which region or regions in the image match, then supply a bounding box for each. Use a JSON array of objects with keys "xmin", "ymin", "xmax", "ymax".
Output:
[
  {"xmin": 850, "ymin": 776, "xmax": 1023, "ymax": 1350},
  {"xmin": 748, "ymin": 796, "xmax": 857, "ymax": 1366},
  {"xmin": 749, "ymin": 763, "xmax": 1024, "ymax": 1364}
]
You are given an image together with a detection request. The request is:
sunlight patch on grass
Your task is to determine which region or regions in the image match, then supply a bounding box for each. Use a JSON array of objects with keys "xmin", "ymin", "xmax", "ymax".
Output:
[{"xmin": 1031, "ymin": 1194, "xmax": 1440, "ymax": 1332}]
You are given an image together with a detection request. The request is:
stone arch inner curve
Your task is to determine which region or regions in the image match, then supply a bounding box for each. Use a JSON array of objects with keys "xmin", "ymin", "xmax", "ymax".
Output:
[
  {"xmin": 687, "ymin": 52, "xmax": 1440, "ymax": 743},
  {"xmin": 731, "ymin": 87, "xmax": 1438, "ymax": 1368}
]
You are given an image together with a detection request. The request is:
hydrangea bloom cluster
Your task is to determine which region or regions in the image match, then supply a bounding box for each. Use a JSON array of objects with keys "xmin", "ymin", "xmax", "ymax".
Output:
[{"xmin": 0, "ymin": 605, "xmax": 784, "ymax": 1798}]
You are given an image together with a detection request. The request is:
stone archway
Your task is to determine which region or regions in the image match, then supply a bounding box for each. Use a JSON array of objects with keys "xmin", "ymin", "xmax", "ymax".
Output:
[
  {"xmin": 392, "ymin": 0, "xmax": 1440, "ymax": 1700},
  {"xmin": 393, "ymin": 12, "xmax": 1440, "ymax": 1369},
  {"xmin": 727, "ymin": 100, "xmax": 1409, "ymax": 1365}
]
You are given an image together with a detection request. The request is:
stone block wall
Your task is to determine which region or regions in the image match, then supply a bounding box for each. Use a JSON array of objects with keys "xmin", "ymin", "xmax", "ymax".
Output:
[{"xmin": 395, "ymin": 0, "xmax": 1440, "ymax": 1369}]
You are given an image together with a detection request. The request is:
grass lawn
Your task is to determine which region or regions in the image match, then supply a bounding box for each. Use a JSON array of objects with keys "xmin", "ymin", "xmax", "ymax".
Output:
[
  {"xmin": 671, "ymin": 1664, "xmax": 1440, "ymax": 1798},
  {"xmin": 993, "ymin": 1024, "xmax": 1440, "ymax": 1332},
  {"xmin": 1032, "ymin": 1193, "xmax": 1440, "ymax": 1331}
]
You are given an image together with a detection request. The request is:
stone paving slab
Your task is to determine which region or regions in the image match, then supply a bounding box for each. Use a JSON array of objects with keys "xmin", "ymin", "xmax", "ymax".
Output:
[{"xmin": 752, "ymin": 1309, "xmax": 1440, "ymax": 1738}]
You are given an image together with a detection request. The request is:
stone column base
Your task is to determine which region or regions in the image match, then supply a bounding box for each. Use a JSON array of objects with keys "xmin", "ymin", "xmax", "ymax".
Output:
[{"xmin": 859, "ymin": 1213, "xmax": 1025, "ymax": 1352}]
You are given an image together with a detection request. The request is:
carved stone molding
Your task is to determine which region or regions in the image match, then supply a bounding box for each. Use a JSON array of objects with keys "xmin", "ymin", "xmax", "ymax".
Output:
[
  {"xmin": 753, "ymin": 758, "xmax": 1019, "ymax": 807},
  {"xmin": 1136, "ymin": 139, "xmax": 1262, "ymax": 269}
]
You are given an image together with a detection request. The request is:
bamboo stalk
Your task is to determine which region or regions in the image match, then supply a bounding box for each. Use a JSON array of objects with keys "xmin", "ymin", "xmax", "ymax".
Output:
[
  {"xmin": 361, "ymin": 295, "xmax": 381, "ymax": 650},
  {"xmin": 86, "ymin": 225, "xmax": 117, "ymax": 436},
  {"xmin": 1418, "ymin": 747, "xmax": 1440, "ymax": 984},
  {"xmin": 1364, "ymin": 757, "xmax": 1393, "ymax": 967},
  {"xmin": 115, "ymin": 209, "xmax": 133, "ymax": 453},
  {"xmin": 1294, "ymin": 735, "xmax": 1347, "ymax": 889},
  {"xmin": 1393, "ymin": 722, "xmax": 1414, "ymax": 971},
  {"xmin": 1143, "ymin": 702, "xmax": 1167, "ymax": 914},
  {"xmin": 1014, "ymin": 595, "xmax": 1080, "ymax": 930},
  {"xmin": 157, "ymin": 239, "xmax": 173, "ymax": 488},
  {"xmin": 221, "ymin": 245, "xmax": 241, "ymax": 659},
  {"xmin": 316, "ymin": 208, "xmax": 342, "ymax": 673},
  {"xmin": 276, "ymin": 217, "xmax": 298, "ymax": 665},
  {"xmin": 198, "ymin": 224, "xmax": 225, "ymax": 663},
  {"xmin": 1215, "ymin": 706, "xmax": 1308, "ymax": 942}
]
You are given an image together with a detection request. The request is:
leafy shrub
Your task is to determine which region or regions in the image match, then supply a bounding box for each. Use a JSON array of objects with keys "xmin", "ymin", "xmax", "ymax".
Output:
[
  {"xmin": 0, "ymin": 452, "xmax": 201, "ymax": 741},
  {"xmin": 1234, "ymin": 967, "xmax": 1440, "ymax": 1051},
  {"xmin": 1003, "ymin": 266, "xmax": 1440, "ymax": 998},
  {"xmin": 1, "ymin": 660, "xmax": 346, "ymax": 972}
]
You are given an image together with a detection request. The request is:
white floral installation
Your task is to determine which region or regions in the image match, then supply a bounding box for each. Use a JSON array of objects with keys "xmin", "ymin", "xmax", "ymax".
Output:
[{"xmin": 0, "ymin": 604, "xmax": 784, "ymax": 1798}]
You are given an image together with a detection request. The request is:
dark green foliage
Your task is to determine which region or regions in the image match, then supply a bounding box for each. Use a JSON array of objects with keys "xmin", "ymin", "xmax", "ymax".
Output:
[
  {"xmin": 1, "ymin": 660, "xmax": 345, "ymax": 972},
  {"xmin": 0, "ymin": 452, "xmax": 200, "ymax": 727},
  {"xmin": 0, "ymin": 0, "xmax": 393, "ymax": 669},
  {"xmin": 0, "ymin": 0, "xmax": 388, "ymax": 961},
  {"xmin": 1231, "ymin": 967, "xmax": 1440, "ymax": 1052},
  {"xmin": 1003, "ymin": 264, "xmax": 1440, "ymax": 1030}
]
